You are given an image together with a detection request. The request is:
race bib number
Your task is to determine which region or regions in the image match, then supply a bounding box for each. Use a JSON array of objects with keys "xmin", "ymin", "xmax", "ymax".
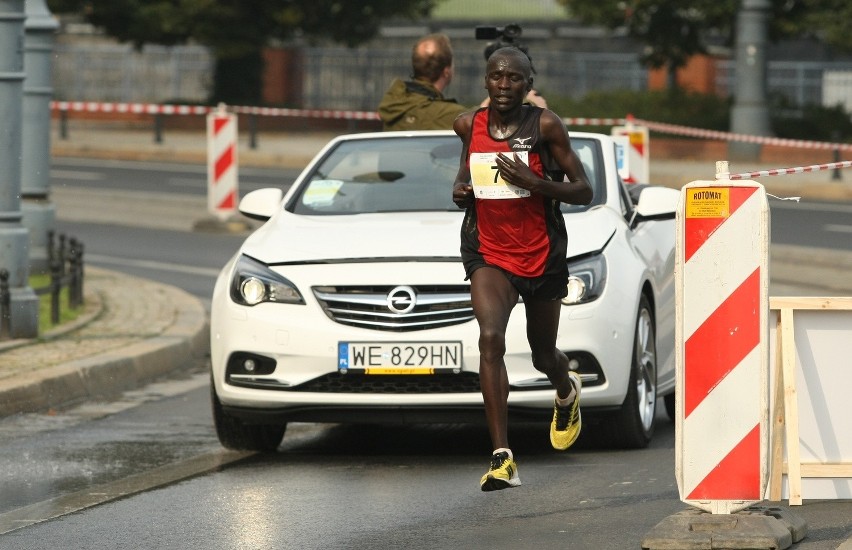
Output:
[{"xmin": 469, "ymin": 152, "xmax": 530, "ymax": 199}]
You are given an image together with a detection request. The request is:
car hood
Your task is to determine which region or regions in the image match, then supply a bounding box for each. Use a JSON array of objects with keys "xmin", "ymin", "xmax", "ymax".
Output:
[{"xmin": 239, "ymin": 206, "xmax": 618, "ymax": 264}]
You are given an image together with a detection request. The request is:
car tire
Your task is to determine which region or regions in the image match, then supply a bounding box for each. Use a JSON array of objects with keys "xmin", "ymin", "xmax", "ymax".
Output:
[
  {"xmin": 211, "ymin": 377, "xmax": 286, "ymax": 452},
  {"xmin": 598, "ymin": 294, "xmax": 657, "ymax": 449}
]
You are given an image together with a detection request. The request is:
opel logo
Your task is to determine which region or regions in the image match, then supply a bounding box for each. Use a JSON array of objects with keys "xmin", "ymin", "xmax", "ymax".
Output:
[{"xmin": 386, "ymin": 286, "xmax": 416, "ymax": 314}]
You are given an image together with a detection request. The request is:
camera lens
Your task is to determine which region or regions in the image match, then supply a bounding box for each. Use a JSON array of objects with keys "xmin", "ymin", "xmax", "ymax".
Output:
[{"xmin": 502, "ymin": 24, "xmax": 522, "ymax": 39}]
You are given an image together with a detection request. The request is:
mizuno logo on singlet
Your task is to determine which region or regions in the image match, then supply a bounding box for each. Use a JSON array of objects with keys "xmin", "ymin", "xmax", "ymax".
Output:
[{"xmin": 513, "ymin": 136, "xmax": 532, "ymax": 149}]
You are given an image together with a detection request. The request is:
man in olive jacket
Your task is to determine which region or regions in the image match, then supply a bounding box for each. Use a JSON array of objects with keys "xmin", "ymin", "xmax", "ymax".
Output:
[
  {"xmin": 378, "ymin": 34, "xmax": 468, "ymax": 131},
  {"xmin": 378, "ymin": 34, "xmax": 547, "ymax": 131}
]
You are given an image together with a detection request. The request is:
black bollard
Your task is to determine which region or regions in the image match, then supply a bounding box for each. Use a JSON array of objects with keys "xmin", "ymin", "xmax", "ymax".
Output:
[
  {"xmin": 60, "ymin": 109, "xmax": 68, "ymax": 140},
  {"xmin": 76, "ymin": 242, "xmax": 85, "ymax": 307},
  {"xmin": 58, "ymin": 233, "xmax": 66, "ymax": 277},
  {"xmin": 50, "ymin": 259, "xmax": 62, "ymax": 325},
  {"xmin": 47, "ymin": 229, "xmax": 55, "ymax": 265},
  {"xmin": 154, "ymin": 113, "xmax": 163, "ymax": 144},
  {"xmin": 0, "ymin": 269, "xmax": 10, "ymax": 340},
  {"xmin": 249, "ymin": 113, "xmax": 258, "ymax": 150},
  {"xmin": 68, "ymin": 238, "xmax": 79, "ymax": 309}
]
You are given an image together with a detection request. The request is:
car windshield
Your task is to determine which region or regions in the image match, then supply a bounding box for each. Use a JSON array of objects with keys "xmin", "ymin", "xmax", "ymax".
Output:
[{"xmin": 289, "ymin": 135, "xmax": 603, "ymax": 215}]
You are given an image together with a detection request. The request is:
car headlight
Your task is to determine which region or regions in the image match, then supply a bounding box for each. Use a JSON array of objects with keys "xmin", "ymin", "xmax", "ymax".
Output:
[
  {"xmin": 562, "ymin": 253, "xmax": 607, "ymax": 305},
  {"xmin": 230, "ymin": 255, "xmax": 304, "ymax": 306}
]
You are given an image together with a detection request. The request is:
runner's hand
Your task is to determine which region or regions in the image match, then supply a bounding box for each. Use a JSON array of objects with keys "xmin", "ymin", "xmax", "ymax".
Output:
[
  {"xmin": 496, "ymin": 153, "xmax": 537, "ymax": 191},
  {"xmin": 453, "ymin": 181, "xmax": 474, "ymax": 208}
]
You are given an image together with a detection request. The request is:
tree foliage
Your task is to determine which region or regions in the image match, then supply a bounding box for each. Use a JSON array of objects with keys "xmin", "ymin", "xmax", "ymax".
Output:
[
  {"xmin": 788, "ymin": 0, "xmax": 852, "ymax": 52},
  {"xmin": 555, "ymin": 0, "xmax": 844, "ymax": 87},
  {"xmin": 47, "ymin": 0, "xmax": 436, "ymax": 104}
]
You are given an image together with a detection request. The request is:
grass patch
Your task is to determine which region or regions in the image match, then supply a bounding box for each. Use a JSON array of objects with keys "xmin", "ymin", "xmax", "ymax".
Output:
[
  {"xmin": 30, "ymin": 273, "xmax": 83, "ymax": 333},
  {"xmin": 431, "ymin": 0, "xmax": 569, "ymax": 20}
]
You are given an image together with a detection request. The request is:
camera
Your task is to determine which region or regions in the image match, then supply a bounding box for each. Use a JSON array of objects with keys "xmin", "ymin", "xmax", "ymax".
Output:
[
  {"xmin": 475, "ymin": 24, "xmax": 523, "ymax": 44},
  {"xmin": 475, "ymin": 23, "xmax": 533, "ymax": 70}
]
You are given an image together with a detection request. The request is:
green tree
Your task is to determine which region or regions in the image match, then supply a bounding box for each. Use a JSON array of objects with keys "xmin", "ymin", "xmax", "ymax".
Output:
[
  {"xmin": 782, "ymin": 0, "xmax": 852, "ymax": 51},
  {"xmin": 555, "ymin": 0, "xmax": 842, "ymax": 90},
  {"xmin": 47, "ymin": 0, "xmax": 436, "ymax": 105}
]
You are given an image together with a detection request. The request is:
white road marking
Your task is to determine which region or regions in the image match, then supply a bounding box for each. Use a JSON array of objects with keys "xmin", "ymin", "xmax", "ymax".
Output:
[
  {"xmin": 824, "ymin": 224, "xmax": 852, "ymax": 233},
  {"xmin": 86, "ymin": 254, "xmax": 222, "ymax": 277},
  {"xmin": 50, "ymin": 169, "xmax": 104, "ymax": 181}
]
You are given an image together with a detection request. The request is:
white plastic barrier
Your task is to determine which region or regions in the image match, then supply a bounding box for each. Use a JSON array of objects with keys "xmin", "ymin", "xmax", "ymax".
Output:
[
  {"xmin": 675, "ymin": 167, "xmax": 770, "ymax": 514},
  {"xmin": 611, "ymin": 121, "xmax": 649, "ymax": 184},
  {"xmin": 768, "ymin": 297, "xmax": 852, "ymax": 505}
]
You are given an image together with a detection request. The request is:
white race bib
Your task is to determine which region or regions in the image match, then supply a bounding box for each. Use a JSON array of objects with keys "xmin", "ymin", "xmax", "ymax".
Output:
[{"xmin": 469, "ymin": 152, "xmax": 530, "ymax": 199}]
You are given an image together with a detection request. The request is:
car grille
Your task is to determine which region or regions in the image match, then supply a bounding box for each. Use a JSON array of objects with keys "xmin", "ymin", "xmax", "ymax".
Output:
[
  {"xmin": 312, "ymin": 284, "xmax": 473, "ymax": 332},
  {"xmin": 291, "ymin": 372, "xmax": 482, "ymax": 393}
]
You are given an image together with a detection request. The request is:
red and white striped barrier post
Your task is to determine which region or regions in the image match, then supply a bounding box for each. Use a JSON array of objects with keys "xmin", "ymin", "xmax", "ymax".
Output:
[
  {"xmin": 611, "ymin": 116, "xmax": 649, "ymax": 184},
  {"xmin": 206, "ymin": 104, "xmax": 238, "ymax": 220},
  {"xmin": 675, "ymin": 161, "xmax": 770, "ymax": 514}
]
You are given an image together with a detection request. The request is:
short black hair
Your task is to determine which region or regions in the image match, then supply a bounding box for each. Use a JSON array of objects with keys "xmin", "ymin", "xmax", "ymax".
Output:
[{"xmin": 485, "ymin": 45, "xmax": 536, "ymax": 74}]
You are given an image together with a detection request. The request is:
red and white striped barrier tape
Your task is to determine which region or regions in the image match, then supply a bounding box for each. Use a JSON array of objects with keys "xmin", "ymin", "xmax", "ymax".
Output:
[
  {"xmin": 563, "ymin": 117, "xmax": 626, "ymax": 126},
  {"xmin": 719, "ymin": 160, "xmax": 852, "ymax": 180},
  {"xmin": 51, "ymin": 100, "xmax": 852, "ymax": 153},
  {"xmin": 50, "ymin": 101, "xmax": 380, "ymax": 121},
  {"xmin": 52, "ymin": 101, "xmax": 211, "ymax": 115},
  {"xmin": 631, "ymin": 117, "xmax": 852, "ymax": 152},
  {"xmin": 230, "ymin": 105, "xmax": 380, "ymax": 120}
]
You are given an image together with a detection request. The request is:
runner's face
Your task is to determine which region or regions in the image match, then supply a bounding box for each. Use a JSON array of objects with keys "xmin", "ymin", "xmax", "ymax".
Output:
[{"xmin": 484, "ymin": 54, "xmax": 532, "ymax": 112}]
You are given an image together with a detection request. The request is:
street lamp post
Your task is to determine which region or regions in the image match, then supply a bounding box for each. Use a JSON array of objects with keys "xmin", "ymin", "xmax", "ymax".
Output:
[
  {"xmin": 22, "ymin": 0, "xmax": 59, "ymax": 274},
  {"xmin": 729, "ymin": 0, "xmax": 772, "ymax": 161},
  {"xmin": 0, "ymin": 0, "xmax": 39, "ymax": 338}
]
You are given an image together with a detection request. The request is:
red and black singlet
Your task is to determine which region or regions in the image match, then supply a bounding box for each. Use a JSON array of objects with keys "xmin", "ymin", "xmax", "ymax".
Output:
[{"xmin": 460, "ymin": 106, "xmax": 567, "ymax": 279}]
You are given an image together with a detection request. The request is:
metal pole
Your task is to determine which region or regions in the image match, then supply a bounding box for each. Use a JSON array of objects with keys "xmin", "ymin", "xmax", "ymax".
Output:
[
  {"xmin": 249, "ymin": 113, "xmax": 257, "ymax": 150},
  {"xmin": 0, "ymin": 0, "xmax": 39, "ymax": 338},
  {"xmin": 21, "ymin": 0, "xmax": 59, "ymax": 274},
  {"xmin": 728, "ymin": 0, "xmax": 772, "ymax": 161},
  {"xmin": 154, "ymin": 112, "xmax": 163, "ymax": 143}
]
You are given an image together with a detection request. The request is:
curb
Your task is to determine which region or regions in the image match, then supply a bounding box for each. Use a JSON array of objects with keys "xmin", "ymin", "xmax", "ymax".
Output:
[{"xmin": 0, "ymin": 272, "xmax": 209, "ymax": 417}]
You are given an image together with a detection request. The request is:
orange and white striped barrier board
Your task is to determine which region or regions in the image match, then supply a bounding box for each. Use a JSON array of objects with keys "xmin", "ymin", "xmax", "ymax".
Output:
[
  {"xmin": 674, "ymin": 163, "xmax": 770, "ymax": 514},
  {"xmin": 206, "ymin": 106, "xmax": 238, "ymax": 220},
  {"xmin": 611, "ymin": 120, "xmax": 649, "ymax": 184}
]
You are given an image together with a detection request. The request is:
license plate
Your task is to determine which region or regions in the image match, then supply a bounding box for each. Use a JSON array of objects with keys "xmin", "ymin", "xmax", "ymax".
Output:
[{"xmin": 338, "ymin": 341, "xmax": 462, "ymax": 374}]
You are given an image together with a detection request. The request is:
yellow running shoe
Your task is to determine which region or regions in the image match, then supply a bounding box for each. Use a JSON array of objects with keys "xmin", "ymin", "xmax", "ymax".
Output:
[
  {"xmin": 550, "ymin": 371, "xmax": 582, "ymax": 450},
  {"xmin": 479, "ymin": 451, "xmax": 521, "ymax": 491}
]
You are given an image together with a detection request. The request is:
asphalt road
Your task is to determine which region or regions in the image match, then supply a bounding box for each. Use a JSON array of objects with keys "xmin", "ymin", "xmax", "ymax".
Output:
[{"xmin": 0, "ymin": 157, "xmax": 843, "ymax": 548}]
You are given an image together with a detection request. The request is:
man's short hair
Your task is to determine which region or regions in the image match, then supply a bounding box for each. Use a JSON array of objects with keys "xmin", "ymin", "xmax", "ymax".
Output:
[
  {"xmin": 487, "ymin": 46, "xmax": 535, "ymax": 76},
  {"xmin": 411, "ymin": 34, "xmax": 453, "ymax": 83}
]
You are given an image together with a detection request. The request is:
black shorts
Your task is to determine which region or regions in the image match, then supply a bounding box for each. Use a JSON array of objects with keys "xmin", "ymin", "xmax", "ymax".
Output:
[{"xmin": 465, "ymin": 260, "xmax": 569, "ymax": 302}]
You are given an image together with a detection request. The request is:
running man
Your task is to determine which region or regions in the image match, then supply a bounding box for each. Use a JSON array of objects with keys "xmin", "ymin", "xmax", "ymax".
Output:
[{"xmin": 451, "ymin": 47, "xmax": 593, "ymax": 491}]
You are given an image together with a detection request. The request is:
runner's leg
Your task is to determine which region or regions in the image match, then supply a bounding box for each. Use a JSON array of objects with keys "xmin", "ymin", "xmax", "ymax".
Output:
[
  {"xmin": 470, "ymin": 267, "xmax": 518, "ymax": 450},
  {"xmin": 524, "ymin": 298, "xmax": 573, "ymax": 399}
]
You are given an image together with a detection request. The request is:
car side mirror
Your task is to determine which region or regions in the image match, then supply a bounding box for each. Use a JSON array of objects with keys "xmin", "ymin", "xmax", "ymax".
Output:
[
  {"xmin": 630, "ymin": 186, "xmax": 679, "ymax": 228},
  {"xmin": 239, "ymin": 188, "xmax": 284, "ymax": 221}
]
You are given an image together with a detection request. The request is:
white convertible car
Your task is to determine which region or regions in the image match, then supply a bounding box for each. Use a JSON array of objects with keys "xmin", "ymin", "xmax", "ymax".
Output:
[{"xmin": 210, "ymin": 130, "xmax": 678, "ymax": 451}]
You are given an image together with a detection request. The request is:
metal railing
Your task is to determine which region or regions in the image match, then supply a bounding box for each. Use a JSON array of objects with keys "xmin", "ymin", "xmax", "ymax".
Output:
[{"xmin": 0, "ymin": 232, "xmax": 85, "ymax": 341}]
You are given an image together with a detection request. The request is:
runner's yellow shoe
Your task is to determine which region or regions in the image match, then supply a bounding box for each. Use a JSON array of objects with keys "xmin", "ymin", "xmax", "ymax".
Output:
[
  {"xmin": 479, "ymin": 450, "xmax": 521, "ymax": 491},
  {"xmin": 550, "ymin": 371, "xmax": 582, "ymax": 450}
]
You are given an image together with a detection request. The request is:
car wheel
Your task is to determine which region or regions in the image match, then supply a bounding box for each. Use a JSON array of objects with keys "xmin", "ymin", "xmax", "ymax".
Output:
[
  {"xmin": 210, "ymin": 376, "xmax": 286, "ymax": 452},
  {"xmin": 599, "ymin": 294, "xmax": 657, "ymax": 449}
]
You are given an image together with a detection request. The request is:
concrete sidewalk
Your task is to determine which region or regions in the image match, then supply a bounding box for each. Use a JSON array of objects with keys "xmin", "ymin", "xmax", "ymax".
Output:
[{"xmin": 0, "ymin": 266, "xmax": 208, "ymax": 417}]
